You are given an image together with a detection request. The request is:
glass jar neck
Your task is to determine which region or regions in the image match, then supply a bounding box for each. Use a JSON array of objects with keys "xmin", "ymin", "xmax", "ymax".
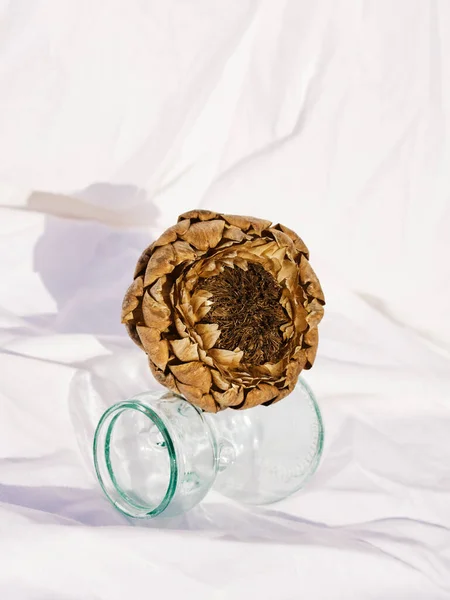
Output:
[{"xmin": 94, "ymin": 392, "xmax": 218, "ymax": 519}]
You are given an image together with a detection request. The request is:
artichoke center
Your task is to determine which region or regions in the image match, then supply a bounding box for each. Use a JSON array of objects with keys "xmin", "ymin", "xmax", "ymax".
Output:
[{"xmin": 198, "ymin": 262, "xmax": 289, "ymax": 365}]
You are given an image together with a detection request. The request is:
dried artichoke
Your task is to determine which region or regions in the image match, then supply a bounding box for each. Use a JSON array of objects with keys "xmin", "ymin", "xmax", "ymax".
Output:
[{"xmin": 122, "ymin": 210, "xmax": 324, "ymax": 412}]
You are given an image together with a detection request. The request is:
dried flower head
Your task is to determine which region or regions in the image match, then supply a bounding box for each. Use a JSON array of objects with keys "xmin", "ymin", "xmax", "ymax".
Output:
[{"xmin": 122, "ymin": 210, "xmax": 324, "ymax": 412}]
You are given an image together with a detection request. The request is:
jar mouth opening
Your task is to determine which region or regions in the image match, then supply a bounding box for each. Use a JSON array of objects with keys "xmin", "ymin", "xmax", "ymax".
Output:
[{"xmin": 93, "ymin": 400, "xmax": 178, "ymax": 519}]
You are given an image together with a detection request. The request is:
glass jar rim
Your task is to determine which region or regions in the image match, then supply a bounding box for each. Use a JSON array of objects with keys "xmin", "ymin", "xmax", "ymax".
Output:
[{"xmin": 93, "ymin": 400, "xmax": 178, "ymax": 518}]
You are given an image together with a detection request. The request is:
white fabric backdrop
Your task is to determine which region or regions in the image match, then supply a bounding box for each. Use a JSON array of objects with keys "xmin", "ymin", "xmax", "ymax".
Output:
[{"xmin": 0, "ymin": 1, "xmax": 449, "ymax": 598}]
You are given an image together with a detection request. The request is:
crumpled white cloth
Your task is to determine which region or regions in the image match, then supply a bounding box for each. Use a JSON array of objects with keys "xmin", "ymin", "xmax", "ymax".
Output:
[{"xmin": 0, "ymin": 1, "xmax": 450, "ymax": 598}]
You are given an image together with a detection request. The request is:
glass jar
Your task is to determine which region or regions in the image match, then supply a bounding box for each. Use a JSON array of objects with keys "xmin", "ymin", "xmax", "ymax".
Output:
[{"xmin": 93, "ymin": 378, "xmax": 324, "ymax": 519}]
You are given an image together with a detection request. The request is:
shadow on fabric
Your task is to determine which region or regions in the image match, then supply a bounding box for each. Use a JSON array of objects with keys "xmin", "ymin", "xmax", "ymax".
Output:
[{"xmin": 28, "ymin": 183, "xmax": 159, "ymax": 336}]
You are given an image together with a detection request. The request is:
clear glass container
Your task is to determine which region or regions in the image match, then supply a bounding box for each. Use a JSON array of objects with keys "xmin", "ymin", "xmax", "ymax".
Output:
[{"xmin": 93, "ymin": 378, "xmax": 324, "ymax": 519}]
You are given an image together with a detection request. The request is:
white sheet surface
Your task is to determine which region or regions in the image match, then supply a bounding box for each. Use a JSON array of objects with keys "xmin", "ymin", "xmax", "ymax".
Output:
[{"xmin": 1, "ymin": 1, "xmax": 450, "ymax": 598}]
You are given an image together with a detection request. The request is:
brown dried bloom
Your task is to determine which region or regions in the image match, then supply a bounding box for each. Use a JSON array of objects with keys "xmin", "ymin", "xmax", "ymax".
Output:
[{"xmin": 121, "ymin": 210, "xmax": 325, "ymax": 412}]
